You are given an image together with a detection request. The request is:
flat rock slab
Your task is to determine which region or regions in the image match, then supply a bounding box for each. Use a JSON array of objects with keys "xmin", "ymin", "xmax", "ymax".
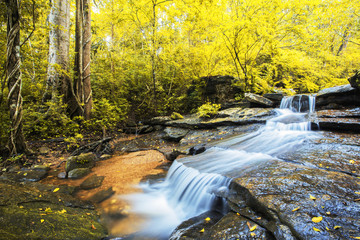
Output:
[
  {"xmin": 0, "ymin": 169, "xmax": 48, "ymax": 182},
  {"xmin": 227, "ymin": 159, "xmax": 360, "ymax": 240}
]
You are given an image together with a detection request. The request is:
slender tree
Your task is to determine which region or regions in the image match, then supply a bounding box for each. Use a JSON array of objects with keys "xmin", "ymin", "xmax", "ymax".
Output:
[
  {"xmin": 5, "ymin": 0, "xmax": 27, "ymax": 155},
  {"xmin": 73, "ymin": 0, "xmax": 92, "ymax": 119}
]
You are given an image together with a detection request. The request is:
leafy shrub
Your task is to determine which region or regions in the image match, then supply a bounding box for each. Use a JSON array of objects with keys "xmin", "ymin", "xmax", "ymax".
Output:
[
  {"xmin": 197, "ymin": 102, "xmax": 221, "ymax": 118},
  {"xmin": 170, "ymin": 112, "xmax": 184, "ymax": 120}
]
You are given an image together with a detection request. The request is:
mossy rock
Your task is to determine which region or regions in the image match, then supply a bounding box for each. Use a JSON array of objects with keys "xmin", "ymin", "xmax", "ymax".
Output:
[
  {"xmin": 68, "ymin": 168, "xmax": 91, "ymax": 179},
  {"xmin": 65, "ymin": 153, "xmax": 96, "ymax": 173}
]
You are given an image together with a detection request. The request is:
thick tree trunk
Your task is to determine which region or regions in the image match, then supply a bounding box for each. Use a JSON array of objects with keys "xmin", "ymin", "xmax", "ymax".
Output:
[
  {"xmin": 43, "ymin": 0, "xmax": 71, "ymax": 103},
  {"xmin": 5, "ymin": 0, "xmax": 27, "ymax": 155}
]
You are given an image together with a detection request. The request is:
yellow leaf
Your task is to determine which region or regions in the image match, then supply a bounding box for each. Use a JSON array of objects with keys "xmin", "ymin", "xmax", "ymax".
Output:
[
  {"xmin": 250, "ymin": 225, "xmax": 257, "ymax": 232},
  {"xmin": 45, "ymin": 207, "xmax": 52, "ymax": 213},
  {"xmin": 199, "ymin": 228, "xmax": 205, "ymax": 233},
  {"xmin": 236, "ymin": 213, "xmax": 240, "ymax": 216},
  {"xmin": 204, "ymin": 217, "xmax": 211, "ymax": 221},
  {"xmin": 313, "ymin": 227, "xmax": 321, "ymax": 232},
  {"xmin": 40, "ymin": 219, "xmax": 44, "ymax": 223},
  {"xmin": 312, "ymin": 216, "xmax": 323, "ymax": 223},
  {"xmin": 23, "ymin": 173, "xmax": 28, "ymax": 176},
  {"xmin": 19, "ymin": 206, "xmax": 24, "ymax": 209},
  {"xmin": 355, "ymin": 192, "xmax": 360, "ymax": 195},
  {"xmin": 53, "ymin": 188, "xmax": 60, "ymax": 193},
  {"xmin": 292, "ymin": 207, "xmax": 300, "ymax": 212},
  {"xmin": 39, "ymin": 195, "xmax": 42, "ymax": 198},
  {"xmin": 326, "ymin": 212, "xmax": 330, "ymax": 215},
  {"xmin": 91, "ymin": 224, "xmax": 96, "ymax": 230},
  {"xmin": 250, "ymin": 233, "xmax": 256, "ymax": 237},
  {"xmin": 309, "ymin": 195, "xmax": 317, "ymax": 200},
  {"xmin": 350, "ymin": 237, "xmax": 360, "ymax": 239},
  {"xmin": 58, "ymin": 209, "xmax": 67, "ymax": 214},
  {"xmin": 349, "ymin": 160, "xmax": 355, "ymax": 164},
  {"xmin": 319, "ymin": 164, "xmax": 323, "ymax": 167},
  {"xmin": 326, "ymin": 227, "xmax": 330, "ymax": 231},
  {"xmin": 334, "ymin": 226, "xmax": 341, "ymax": 229}
]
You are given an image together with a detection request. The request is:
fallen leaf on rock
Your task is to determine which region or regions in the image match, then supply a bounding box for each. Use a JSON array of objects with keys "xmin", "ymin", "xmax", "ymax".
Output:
[
  {"xmin": 292, "ymin": 207, "xmax": 300, "ymax": 212},
  {"xmin": 309, "ymin": 195, "xmax": 317, "ymax": 200},
  {"xmin": 326, "ymin": 212, "xmax": 330, "ymax": 215},
  {"xmin": 334, "ymin": 226, "xmax": 341, "ymax": 229},
  {"xmin": 326, "ymin": 227, "xmax": 330, "ymax": 231},
  {"xmin": 199, "ymin": 228, "xmax": 205, "ymax": 233},
  {"xmin": 250, "ymin": 233, "xmax": 256, "ymax": 237},
  {"xmin": 355, "ymin": 192, "xmax": 360, "ymax": 195},
  {"xmin": 350, "ymin": 237, "xmax": 360, "ymax": 239},
  {"xmin": 91, "ymin": 224, "xmax": 96, "ymax": 230},
  {"xmin": 40, "ymin": 219, "xmax": 44, "ymax": 223},
  {"xmin": 204, "ymin": 217, "xmax": 211, "ymax": 221},
  {"xmin": 355, "ymin": 199, "xmax": 360, "ymax": 202},
  {"xmin": 250, "ymin": 225, "xmax": 257, "ymax": 232},
  {"xmin": 313, "ymin": 227, "xmax": 321, "ymax": 232},
  {"xmin": 349, "ymin": 160, "xmax": 355, "ymax": 164},
  {"xmin": 53, "ymin": 188, "xmax": 60, "ymax": 193},
  {"xmin": 312, "ymin": 216, "xmax": 323, "ymax": 223},
  {"xmin": 58, "ymin": 209, "xmax": 67, "ymax": 214}
]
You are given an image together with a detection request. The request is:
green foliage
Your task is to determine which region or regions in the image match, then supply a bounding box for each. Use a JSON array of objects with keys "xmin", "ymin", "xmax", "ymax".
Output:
[
  {"xmin": 64, "ymin": 133, "xmax": 83, "ymax": 151},
  {"xmin": 89, "ymin": 98, "xmax": 127, "ymax": 132},
  {"xmin": 197, "ymin": 102, "xmax": 221, "ymax": 118},
  {"xmin": 23, "ymin": 97, "xmax": 80, "ymax": 139},
  {"xmin": 170, "ymin": 112, "xmax": 184, "ymax": 120}
]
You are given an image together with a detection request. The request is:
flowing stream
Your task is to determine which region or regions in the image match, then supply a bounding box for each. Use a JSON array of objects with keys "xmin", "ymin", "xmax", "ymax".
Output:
[{"xmin": 123, "ymin": 95, "xmax": 318, "ymax": 239}]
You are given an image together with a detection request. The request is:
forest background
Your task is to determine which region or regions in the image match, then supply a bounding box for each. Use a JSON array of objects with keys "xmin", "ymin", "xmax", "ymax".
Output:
[{"xmin": 0, "ymin": 0, "xmax": 359, "ymax": 158}]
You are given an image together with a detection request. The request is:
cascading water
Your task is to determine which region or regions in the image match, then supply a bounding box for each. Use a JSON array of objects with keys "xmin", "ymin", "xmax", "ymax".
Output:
[{"xmin": 122, "ymin": 95, "xmax": 318, "ymax": 239}]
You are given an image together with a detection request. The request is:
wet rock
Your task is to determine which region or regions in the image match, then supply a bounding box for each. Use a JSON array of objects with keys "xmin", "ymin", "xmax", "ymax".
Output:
[
  {"xmin": 348, "ymin": 70, "xmax": 360, "ymax": 90},
  {"xmin": 163, "ymin": 127, "xmax": 189, "ymax": 142},
  {"xmin": 0, "ymin": 169, "xmax": 48, "ymax": 182},
  {"xmin": 316, "ymin": 84, "xmax": 360, "ymax": 109},
  {"xmin": 88, "ymin": 187, "xmax": 115, "ymax": 204},
  {"xmin": 314, "ymin": 108, "xmax": 360, "ymax": 132},
  {"xmin": 227, "ymin": 159, "xmax": 360, "ymax": 240},
  {"xmin": 0, "ymin": 180, "xmax": 107, "ymax": 239},
  {"xmin": 164, "ymin": 149, "xmax": 184, "ymax": 161},
  {"xmin": 143, "ymin": 116, "xmax": 172, "ymax": 125},
  {"xmin": 263, "ymin": 93, "xmax": 284, "ymax": 102},
  {"xmin": 244, "ymin": 93, "xmax": 274, "ymax": 107},
  {"xmin": 188, "ymin": 144, "xmax": 206, "ymax": 155},
  {"xmin": 68, "ymin": 168, "xmax": 91, "ymax": 179},
  {"xmin": 169, "ymin": 211, "xmax": 224, "ymax": 240},
  {"xmin": 65, "ymin": 152, "xmax": 96, "ymax": 173},
  {"xmin": 57, "ymin": 172, "xmax": 66, "ymax": 179},
  {"xmin": 80, "ymin": 175, "xmax": 105, "ymax": 190},
  {"xmin": 31, "ymin": 164, "xmax": 50, "ymax": 172},
  {"xmin": 166, "ymin": 108, "xmax": 274, "ymax": 129},
  {"xmin": 202, "ymin": 212, "xmax": 271, "ymax": 240}
]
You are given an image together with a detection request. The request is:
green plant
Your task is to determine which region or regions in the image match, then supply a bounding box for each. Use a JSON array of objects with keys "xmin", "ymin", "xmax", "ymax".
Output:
[
  {"xmin": 170, "ymin": 112, "xmax": 184, "ymax": 120},
  {"xmin": 197, "ymin": 102, "xmax": 221, "ymax": 118},
  {"xmin": 64, "ymin": 133, "xmax": 83, "ymax": 151}
]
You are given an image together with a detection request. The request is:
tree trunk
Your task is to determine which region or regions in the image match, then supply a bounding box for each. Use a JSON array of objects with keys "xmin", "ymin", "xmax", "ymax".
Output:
[
  {"xmin": 72, "ymin": 0, "xmax": 92, "ymax": 120},
  {"xmin": 83, "ymin": 0, "xmax": 92, "ymax": 120},
  {"xmin": 5, "ymin": 0, "xmax": 27, "ymax": 155},
  {"xmin": 43, "ymin": 0, "xmax": 71, "ymax": 104}
]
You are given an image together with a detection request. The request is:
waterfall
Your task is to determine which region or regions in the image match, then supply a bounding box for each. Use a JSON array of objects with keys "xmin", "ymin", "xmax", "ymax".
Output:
[{"xmin": 122, "ymin": 95, "xmax": 318, "ymax": 239}]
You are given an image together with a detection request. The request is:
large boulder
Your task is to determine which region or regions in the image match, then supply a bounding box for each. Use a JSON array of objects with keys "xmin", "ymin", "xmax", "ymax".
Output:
[
  {"xmin": 348, "ymin": 70, "xmax": 360, "ymax": 90},
  {"xmin": 316, "ymin": 84, "xmax": 360, "ymax": 109},
  {"xmin": 313, "ymin": 108, "xmax": 360, "ymax": 132},
  {"xmin": 244, "ymin": 93, "xmax": 274, "ymax": 107}
]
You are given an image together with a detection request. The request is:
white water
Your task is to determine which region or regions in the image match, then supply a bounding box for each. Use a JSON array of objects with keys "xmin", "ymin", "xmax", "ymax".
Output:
[{"xmin": 122, "ymin": 95, "xmax": 318, "ymax": 239}]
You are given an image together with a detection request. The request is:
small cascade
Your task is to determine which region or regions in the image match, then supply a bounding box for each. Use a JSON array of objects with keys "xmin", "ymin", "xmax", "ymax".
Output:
[{"xmin": 122, "ymin": 94, "xmax": 318, "ymax": 239}]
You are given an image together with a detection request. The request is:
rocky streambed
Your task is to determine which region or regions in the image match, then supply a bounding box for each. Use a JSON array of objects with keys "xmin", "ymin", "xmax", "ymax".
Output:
[{"xmin": 0, "ymin": 84, "xmax": 359, "ymax": 240}]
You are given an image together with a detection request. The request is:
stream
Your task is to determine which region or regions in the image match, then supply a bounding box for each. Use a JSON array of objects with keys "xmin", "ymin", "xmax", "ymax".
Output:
[{"xmin": 123, "ymin": 95, "xmax": 319, "ymax": 239}]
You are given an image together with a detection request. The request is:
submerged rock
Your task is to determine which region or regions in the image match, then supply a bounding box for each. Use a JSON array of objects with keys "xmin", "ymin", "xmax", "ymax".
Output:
[
  {"xmin": 68, "ymin": 168, "xmax": 91, "ymax": 179},
  {"xmin": 80, "ymin": 175, "xmax": 105, "ymax": 190}
]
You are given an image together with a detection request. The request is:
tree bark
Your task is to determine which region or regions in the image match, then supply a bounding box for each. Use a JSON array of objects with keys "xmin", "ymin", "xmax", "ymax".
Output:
[
  {"xmin": 5, "ymin": 0, "xmax": 27, "ymax": 155},
  {"xmin": 43, "ymin": 0, "xmax": 71, "ymax": 104},
  {"xmin": 83, "ymin": 0, "xmax": 92, "ymax": 119},
  {"xmin": 72, "ymin": 0, "xmax": 92, "ymax": 119}
]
